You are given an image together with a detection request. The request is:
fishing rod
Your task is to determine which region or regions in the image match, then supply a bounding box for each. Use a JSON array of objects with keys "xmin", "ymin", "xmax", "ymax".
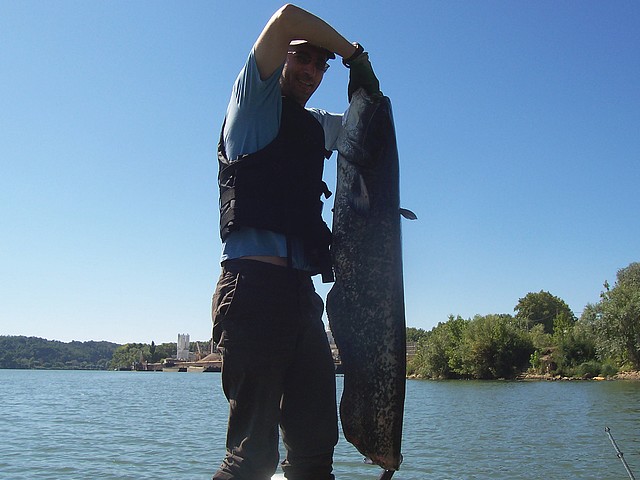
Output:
[{"xmin": 605, "ymin": 426, "xmax": 636, "ymax": 480}]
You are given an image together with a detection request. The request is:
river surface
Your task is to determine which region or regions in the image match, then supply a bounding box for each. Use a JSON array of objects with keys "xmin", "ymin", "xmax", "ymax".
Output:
[{"xmin": 1, "ymin": 369, "xmax": 638, "ymax": 479}]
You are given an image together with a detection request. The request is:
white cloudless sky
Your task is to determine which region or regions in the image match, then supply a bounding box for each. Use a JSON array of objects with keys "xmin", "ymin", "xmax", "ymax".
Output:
[{"xmin": 1, "ymin": 1, "xmax": 639, "ymax": 344}]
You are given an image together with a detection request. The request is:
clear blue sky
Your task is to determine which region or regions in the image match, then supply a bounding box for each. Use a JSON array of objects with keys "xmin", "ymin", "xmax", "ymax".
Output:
[{"xmin": 2, "ymin": 1, "xmax": 639, "ymax": 344}]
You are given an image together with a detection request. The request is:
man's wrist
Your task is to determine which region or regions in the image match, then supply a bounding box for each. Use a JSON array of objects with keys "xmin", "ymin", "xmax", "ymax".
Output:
[{"xmin": 342, "ymin": 42, "xmax": 364, "ymax": 66}]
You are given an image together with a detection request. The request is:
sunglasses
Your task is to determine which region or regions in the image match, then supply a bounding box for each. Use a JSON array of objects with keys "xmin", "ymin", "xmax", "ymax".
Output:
[{"xmin": 287, "ymin": 51, "xmax": 330, "ymax": 73}]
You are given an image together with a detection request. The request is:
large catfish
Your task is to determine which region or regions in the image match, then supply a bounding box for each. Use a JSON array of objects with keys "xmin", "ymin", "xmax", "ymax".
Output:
[{"xmin": 327, "ymin": 88, "xmax": 413, "ymax": 475}]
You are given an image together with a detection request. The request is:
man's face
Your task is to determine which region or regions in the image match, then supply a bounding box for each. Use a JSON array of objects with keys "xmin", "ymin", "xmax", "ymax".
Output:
[{"xmin": 280, "ymin": 45, "xmax": 329, "ymax": 106}]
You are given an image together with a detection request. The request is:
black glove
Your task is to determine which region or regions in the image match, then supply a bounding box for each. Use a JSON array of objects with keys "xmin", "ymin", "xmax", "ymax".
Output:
[{"xmin": 343, "ymin": 43, "xmax": 382, "ymax": 101}]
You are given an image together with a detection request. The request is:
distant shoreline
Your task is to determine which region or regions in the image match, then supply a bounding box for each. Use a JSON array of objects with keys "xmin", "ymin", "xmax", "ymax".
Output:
[
  {"xmin": 408, "ymin": 371, "xmax": 640, "ymax": 381},
  {"xmin": 519, "ymin": 370, "xmax": 640, "ymax": 381}
]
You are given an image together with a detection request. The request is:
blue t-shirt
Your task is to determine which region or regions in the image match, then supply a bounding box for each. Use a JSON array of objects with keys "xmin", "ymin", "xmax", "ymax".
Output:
[{"xmin": 220, "ymin": 48, "xmax": 343, "ymax": 270}]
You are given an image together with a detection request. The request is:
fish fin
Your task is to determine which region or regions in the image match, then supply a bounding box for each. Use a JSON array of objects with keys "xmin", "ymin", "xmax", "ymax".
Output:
[
  {"xmin": 349, "ymin": 173, "xmax": 371, "ymax": 215},
  {"xmin": 400, "ymin": 208, "xmax": 417, "ymax": 220},
  {"xmin": 378, "ymin": 470, "xmax": 396, "ymax": 480}
]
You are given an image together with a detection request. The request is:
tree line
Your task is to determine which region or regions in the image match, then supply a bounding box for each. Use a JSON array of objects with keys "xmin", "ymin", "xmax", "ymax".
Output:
[
  {"xmin": 0, "ymin": 336, "xmax": 120, "ymax": 370},
  {"xmin": 0, "ymin": 337, "xmax": 184, "ymax": 370},
  {"xmin": 4, "ymin": 262, "xmax": 638, "ymax": 377},
  {"xmin": 407, "ymin": 262, "xmax": 640, "ymax": 380}
]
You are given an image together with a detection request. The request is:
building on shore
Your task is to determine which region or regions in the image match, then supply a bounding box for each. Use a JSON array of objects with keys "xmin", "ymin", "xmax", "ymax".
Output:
[{"xmin": 176, "ymin": 333, "xmax": 195, "ymax": 361}]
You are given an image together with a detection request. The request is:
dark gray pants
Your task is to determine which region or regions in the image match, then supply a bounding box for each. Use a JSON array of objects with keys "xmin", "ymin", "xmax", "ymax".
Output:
[{"xmin": 211, "ymin": 259, "xmax": 338, "ymax": 480}]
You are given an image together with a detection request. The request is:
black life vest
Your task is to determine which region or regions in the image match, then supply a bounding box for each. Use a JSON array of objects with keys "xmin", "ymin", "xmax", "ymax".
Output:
[{"xmin": 217, "ymin": 96, "xmax": 334, "ymax": 281}]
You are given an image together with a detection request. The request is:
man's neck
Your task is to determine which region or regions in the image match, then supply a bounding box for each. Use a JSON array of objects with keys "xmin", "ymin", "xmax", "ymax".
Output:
[{"xmin": 282, "ymin": 95, "xmax": 307, "ymax": 108}]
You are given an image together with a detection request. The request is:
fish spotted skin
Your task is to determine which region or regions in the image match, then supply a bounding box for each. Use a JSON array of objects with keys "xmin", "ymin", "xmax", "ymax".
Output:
[{"xmin": 327, "ymin": 88, "xmax": 406, "ymax": 472}]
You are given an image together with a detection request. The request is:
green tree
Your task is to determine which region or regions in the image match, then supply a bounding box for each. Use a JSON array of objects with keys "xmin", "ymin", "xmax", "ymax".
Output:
[
  {"xmin": 528, "ymin": 323, "xmax": 553, "ymax": 352},
  {"xmin": 514, "ymin": 291, "xmax": 575, "ymax": 334},
  {"xmin": 597, "ymin": 263, "xmax": 640, "ymax": 369},
  {"xmin": 156, "ymin": 342, "xmax": 177, "ymax": 360},
  {"xmin": 552, "ymin": 312, "xmax": 574, "ymax": 342},
  {"xmin": 149, "ymin": 341, "xmax": 157, "ymax": 363},
  {"xmin": 551, "ymin": 317, "xmax": 598, "ymax": 376},
  {"xmin": 109, "ymin": 343, "xmax": 149, "ymax": 370},
  {"xmin": 408, "ymin": 316, "xmax": 468, "ymax": 379},
  {"xmin": 406, "ymin": 327, "xmax": 428, "ymax": 343},
  {"xmin": 578, "ymin": 302, "xmax": 603, "ymax": 356},
  {"xmin": 456, "ymin": 314, "xmax": 533, "ymax": 379},
  {"xmin": 616, "ymin": 262, "xmax": 640, "ymax": 287}
]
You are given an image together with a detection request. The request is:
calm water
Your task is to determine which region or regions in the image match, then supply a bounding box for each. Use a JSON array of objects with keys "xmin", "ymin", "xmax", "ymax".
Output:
[{"xmin": 1, "ymin": 370, "xmax": 639, "ymax": 479}]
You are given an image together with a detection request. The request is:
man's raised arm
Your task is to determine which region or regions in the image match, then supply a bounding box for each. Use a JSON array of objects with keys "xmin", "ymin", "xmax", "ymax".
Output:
[{"xmin": 253, "ymin": 4, "xmax": 358, "ymax": 80}]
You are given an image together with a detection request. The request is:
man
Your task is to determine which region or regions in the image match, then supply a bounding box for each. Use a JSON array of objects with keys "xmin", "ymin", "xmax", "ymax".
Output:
[{"xmin": 211, "ymin": 4, "xmax": 380, "ymax": 480}]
